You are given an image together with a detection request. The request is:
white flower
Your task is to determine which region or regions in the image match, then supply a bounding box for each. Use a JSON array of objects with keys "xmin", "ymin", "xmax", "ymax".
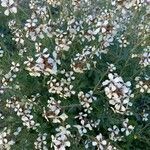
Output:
[
  {"xmin": 142, "ymin": 113, "xmax": 149, "ymax": 121},
  {"xmin": 108, "ymin": 125, "xmax": 122, "ymax": 141},
  {"xmin": 1, "ymin": 0, "xmax": 17, "ymax": 16},
  {"xmin": 13, "ymin": 127, "xmax": 22, "ymax": 136},
  {"xmin": 78, "ymin": 91, "xmax": 96, "ymax": 113},
  {"xmin": 0, "ymin": 47, "xmax": 4, "ymax": 57},
  {"xmin": 51, "ymin": 125, "xmax": 71, "ymax": 150},
  {"xmin": 107, "ymin": 63, "xmax": 116, "ymax": 72},
  {"xmin": 142, "ymin": 110, "xmax": 149, "ymax": 122},
  {"xmin": 92, "ymin": 133, "xmax": 107, "ymax": 150},
  {"xmin": 34, "ymin": 133, "xmax": 48, "ymax": 150},
  {"xmin": 121, "ymin": 118, "xmax": 134, "ymax": 136},
  {"xmin": 102, "ymin": 73, "xmax": 133, "ymax": 114}
]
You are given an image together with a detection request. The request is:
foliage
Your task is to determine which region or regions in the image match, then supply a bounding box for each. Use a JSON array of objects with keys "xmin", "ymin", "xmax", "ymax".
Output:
[{"xmin": 0, "ymin": 0, "xmax": 150, "ymax": 150}]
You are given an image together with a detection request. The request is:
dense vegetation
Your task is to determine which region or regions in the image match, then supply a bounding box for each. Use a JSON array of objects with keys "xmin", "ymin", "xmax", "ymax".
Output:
[{"xmin": 0, "ymin": 0, "xmax": 150, "ymax": 150}]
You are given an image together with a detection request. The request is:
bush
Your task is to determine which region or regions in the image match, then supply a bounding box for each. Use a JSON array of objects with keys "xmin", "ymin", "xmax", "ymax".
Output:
[{"xmin": 0, "ymin": 0, "xmax": 150, "ymax": 149}]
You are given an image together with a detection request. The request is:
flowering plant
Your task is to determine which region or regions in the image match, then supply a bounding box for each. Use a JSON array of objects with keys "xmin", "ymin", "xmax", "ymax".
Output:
[{"xmin": 0, "ymin": 0, "xmax": 149, "ymax": 149}]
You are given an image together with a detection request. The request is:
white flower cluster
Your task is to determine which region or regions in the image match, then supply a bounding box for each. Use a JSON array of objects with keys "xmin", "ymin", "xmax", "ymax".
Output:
[
  {"xmin": 135, "ymin": 76, "xmax": 150, "ymax": 93},
  {"xmin": 78, "ymin": 90, "xmax": 97, "ymax": 113},
  {"xmin": 132, "ymin": 46, "xmax": 150, "ymax": 67},
  {"xmin": 46, "ymin": 0, "xmax": 61, "ymax": 6},
  {"xmin": 47, "ymin": 71, "xmax": 75, "ymax": 98},
  {"xmin": 29, "ymin": 0, "xmax": 49, "ymax": 20},
  {"xmin": 108, "ymin": 118, "xmax": 134, "ymax": 142},
  {"xmin": 24, "ymin": 15, "xmax": 52, "ymax": 41},
  {"xmin": 95, "ymin": 14, "xmax": 119, "ymax": 48},
  {"xmin": 55, "ymin": 30, "xmax": 73, "ymax": 53},
  {"xmin": 0, "ymin": 62, "xmax": 20, "ymax": 94},
  {"xmin": 117, "ymin": 34, "xmax": 130, "ymax": 48},
  {"xmin": 74, "ymin": 91, "xmax": 99, "ymax": 136},
  {"xmin": 71, "ymin": 46, "xmax": 97, "ymax": 73},
  {"xmin": 0, "ymin": 128, "xmax": 15, "ymax": 150},
  {"xmin": 43, "ymin": 97, "xmax": 68, "ymax": 123},
  {"xmin": 74, "ymin": 112, "xmax": 100, "ymax": 136},
  {"xmin": 12, "ymin": 29, "xmax": 24, "ymax": 45},
  {"xmin": 6, "ymin": 97, "xmax": 40, "ymax": 130},
  {"xmin": 24, "ymin": 48, "xmax": 57, "ymax": 76},
  {"xmin": 66, "ymin": 16, "xmax": 83, "ymax": 37},
  {"xmin": 111, "ymin": 0, "xmax": 145, "ymax": 14},
  {"xmin": 44, "ymin": 97, "xmax": 72, "ymax": 150},
  {"xmin": 92, "ymin": 133, "xmax": 117, "ymax": 150},
  {"xmin": 51, "ymin": 125, "xmax": 71, "ymax": 150},
  {"xmin": 78, "ymin": 10, "xmax": 119, "ymax": 49},
  {"xmin": 102, "ymin": 73, "xmax": 134, "ymax": 114},
  {"xmin": 72, "ymin": 0, "xmax": 91, "ymax": 12}
]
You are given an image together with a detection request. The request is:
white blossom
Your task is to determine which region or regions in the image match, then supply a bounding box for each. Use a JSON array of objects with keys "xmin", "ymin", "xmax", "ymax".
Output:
[{"xmin": 1, "ymin": 0, "xmax": 17, "ymax": 16}]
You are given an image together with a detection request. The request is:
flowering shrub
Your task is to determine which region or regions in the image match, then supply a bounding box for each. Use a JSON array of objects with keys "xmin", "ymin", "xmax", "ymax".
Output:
[{"xmin": 0, "ymin": 0, "xmax": 150, "ymax": 149}]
